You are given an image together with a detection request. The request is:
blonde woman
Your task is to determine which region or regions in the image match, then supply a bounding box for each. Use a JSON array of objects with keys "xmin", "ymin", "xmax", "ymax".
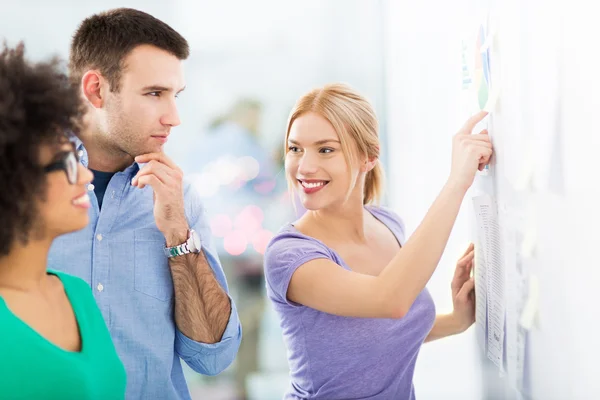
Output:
[{"xmin": 264, "ymin": 83, "xmax": 491, "ymax": 399}]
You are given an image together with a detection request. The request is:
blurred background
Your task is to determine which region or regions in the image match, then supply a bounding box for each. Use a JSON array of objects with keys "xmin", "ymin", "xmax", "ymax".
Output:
[{"xmin": 4, "ymin": 1, "xmax": 581, "ymax": 399}]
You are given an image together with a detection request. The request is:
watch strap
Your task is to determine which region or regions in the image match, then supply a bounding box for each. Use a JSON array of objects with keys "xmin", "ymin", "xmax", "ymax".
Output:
[{"xmin": 164, "ymin": 233, "xmax": 193, "ymax": 258}]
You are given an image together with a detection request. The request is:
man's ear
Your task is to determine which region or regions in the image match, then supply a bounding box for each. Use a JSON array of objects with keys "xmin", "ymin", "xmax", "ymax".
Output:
[{"xmin": 81, "ymin": 70, "xmax": 105, "ymax": 108}]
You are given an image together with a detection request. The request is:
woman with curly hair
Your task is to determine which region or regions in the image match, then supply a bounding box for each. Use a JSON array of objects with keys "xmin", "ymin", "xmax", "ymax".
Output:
[{"xmin": 0, "ymin": 43, "xmax": 126, "ymax": 399}]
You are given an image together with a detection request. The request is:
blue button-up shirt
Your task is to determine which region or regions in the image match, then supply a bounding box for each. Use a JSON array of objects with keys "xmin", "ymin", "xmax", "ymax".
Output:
[{"xmin": 48, "ymin": 141, "xmax": 242, "ymax": 400}]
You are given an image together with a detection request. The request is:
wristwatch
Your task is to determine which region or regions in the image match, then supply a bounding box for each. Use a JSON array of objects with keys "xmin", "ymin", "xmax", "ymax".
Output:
[{"xmin": 164, "ymin": 229, "xmax": 202, "ymax": 258}]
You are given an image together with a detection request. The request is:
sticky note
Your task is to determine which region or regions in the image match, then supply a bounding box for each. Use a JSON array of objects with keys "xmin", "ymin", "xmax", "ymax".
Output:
[{"xmin": 519, "ymin": 275, "xmax": 540, "ymax": 330}]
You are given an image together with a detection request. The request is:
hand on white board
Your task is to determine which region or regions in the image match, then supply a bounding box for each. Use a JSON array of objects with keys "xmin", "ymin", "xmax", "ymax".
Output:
[
  {"xmin": 450, "ymin": 242, "xmax": 476, "ymax": 333},
  {"xmin": 448, "ymin": 111, "xmax": 493, "ymax": 192}
]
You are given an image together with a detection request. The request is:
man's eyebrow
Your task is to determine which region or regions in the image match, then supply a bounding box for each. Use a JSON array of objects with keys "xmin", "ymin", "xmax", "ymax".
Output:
[{"xmin": 141, "ymin": 85, "xmax": 186, "ymax": 93}]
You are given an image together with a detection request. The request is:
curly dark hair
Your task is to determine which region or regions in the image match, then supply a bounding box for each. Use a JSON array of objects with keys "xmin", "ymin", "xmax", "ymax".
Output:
[
  {"xmin": 69, "ymin": 8, "xmax": 189, "ymax": 91},
  {"xmin": 0, "ymin": 42, "xmax": 84, "ymax": 256}
]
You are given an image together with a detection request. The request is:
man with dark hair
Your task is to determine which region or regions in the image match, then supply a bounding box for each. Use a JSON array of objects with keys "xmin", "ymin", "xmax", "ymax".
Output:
[{"xmin": 48, "ymin": 8, "xmax": 242, "ymax": 399}]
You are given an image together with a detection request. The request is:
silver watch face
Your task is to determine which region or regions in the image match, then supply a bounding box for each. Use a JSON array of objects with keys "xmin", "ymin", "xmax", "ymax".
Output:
[{"xmin": 189, "ymin": 230, "xmax": 202, "ymax": 252}]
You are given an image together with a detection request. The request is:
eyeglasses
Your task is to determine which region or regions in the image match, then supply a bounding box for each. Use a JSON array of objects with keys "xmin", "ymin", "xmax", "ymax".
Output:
[{"xmin": 43, "ymin": 146, "xmax": 80, "ymax": 185}]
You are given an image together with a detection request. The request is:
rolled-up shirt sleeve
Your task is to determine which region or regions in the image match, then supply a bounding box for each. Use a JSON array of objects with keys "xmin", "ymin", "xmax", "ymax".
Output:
[{"xmin": 175, "ymin": 299, "xmax": 242, "ymax": 375}]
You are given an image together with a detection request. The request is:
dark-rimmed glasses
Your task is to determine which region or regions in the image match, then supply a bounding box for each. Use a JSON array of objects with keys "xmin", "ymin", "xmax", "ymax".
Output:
[{"xmin": 43, "ymin": 144, "xmax": 80, "ymax": 185}]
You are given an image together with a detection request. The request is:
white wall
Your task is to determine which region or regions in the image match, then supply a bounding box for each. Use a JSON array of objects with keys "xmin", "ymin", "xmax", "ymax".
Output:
[
  {"xmin": 562, "ymin": 0, "xmax": 600, "ymax": 398},
  {"xmin": 384, "ymin": 0, "xmax": 600, "ymax": 399}
]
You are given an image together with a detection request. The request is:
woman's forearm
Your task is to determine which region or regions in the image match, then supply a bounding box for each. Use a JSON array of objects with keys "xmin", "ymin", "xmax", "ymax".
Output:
[{"xmin": 424, "ymin": 313, "xmax": 464, "ymax": 343}]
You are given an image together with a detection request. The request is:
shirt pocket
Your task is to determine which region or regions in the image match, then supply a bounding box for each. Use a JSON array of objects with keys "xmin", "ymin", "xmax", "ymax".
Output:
[{"xmin": 133, "ymin": 228, "xmax": 174, "ymax": 302}]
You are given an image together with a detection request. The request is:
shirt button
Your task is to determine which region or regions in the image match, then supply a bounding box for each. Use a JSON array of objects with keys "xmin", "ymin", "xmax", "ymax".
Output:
[
  {"xmin": 96, "ymin": 234, "xmax": 103, "ymax": 241},
  {"xmin": 88, "ymin": 183, "xmax": 95, "ymax": 191},
  {"xmin": 97, "ymin": 283, "xmax": 104, "ymax": 292}
]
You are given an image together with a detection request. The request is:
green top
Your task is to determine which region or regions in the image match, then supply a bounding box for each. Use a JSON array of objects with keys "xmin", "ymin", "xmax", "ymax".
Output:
[{"xmin": 0, "ymin": 270, "xmax": 126, "ymax": 399}]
